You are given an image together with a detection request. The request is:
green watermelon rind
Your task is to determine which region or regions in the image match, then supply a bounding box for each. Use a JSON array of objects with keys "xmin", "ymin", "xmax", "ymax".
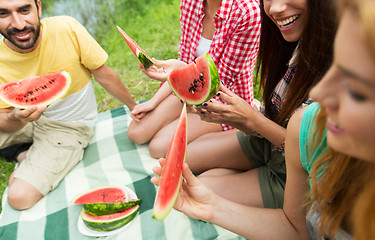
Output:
[
  {"xmin": 81, "ymin": 205, "xmax": 139, "ymax": 232},
  {"xmin": 83, "ymin": 199, "xmax": 142, "ymax": 216},
  {"xmin": 152, "ymin": 176, "xmax": 184, "ymax": 221},
  {"xmin": 205, "ymin": 52, "xmax": 221, "ymax": 103},
  {"xmin": 168, "ymin": 52, "xmax": 220, "ymax": 105},
  {"xmin": 137, "ymin": 50, "xmax": 154, "ymax": 70},
  {"xmin": 152, "ymin": 103, "xmax": 187, "ymax": 221},
  {"xmin": 0, "ymin": 71, "xmax": 72, "ymax": 109}
]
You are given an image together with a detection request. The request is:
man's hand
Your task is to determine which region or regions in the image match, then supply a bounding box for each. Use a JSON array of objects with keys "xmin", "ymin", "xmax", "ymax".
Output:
[{"xmin": 0, "ymin": 106, "xmax": 46, "ymax": 132}]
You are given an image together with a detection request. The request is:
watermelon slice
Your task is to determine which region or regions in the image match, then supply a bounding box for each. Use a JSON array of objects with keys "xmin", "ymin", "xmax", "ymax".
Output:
[
  {"xmin": 116, "ymin": 25, "xmax": 154, "ymax": 70},
  {"xmin": 71, "ymin": 186, "xmax": 130, "ymax": 204},
  {"xmin": 152, "ymin": 103, "xmax": 187, "ymax": 221},
  {"xmin": 81, "ymin": 205, "xmax": 139, "ymax": 232},
  {"xmin": 168, "ymin": 52, "xmax": 220, "ymax": 105},
  {"xmin": 83, "ymin": 199, "xmax": 142, "ymax": 216},
  {"xmin": 0, "ymin": 71, "xmax": 71, "ymax": 109}
]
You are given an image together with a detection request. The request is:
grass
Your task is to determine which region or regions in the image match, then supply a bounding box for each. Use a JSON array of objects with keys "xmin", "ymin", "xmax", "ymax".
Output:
[
  {"xmin": 0, "ymin": 159, "xmax": 15, "ymax": 212},
  {"xmin": 0, "ymin": 0, "xmax": 262, "ymax": 213}
]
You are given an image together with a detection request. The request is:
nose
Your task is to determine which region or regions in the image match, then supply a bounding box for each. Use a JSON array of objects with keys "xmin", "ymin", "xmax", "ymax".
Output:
[
  {"xmin": 268, "ymin": 0, "xmax": 288, "ymax": 16},
  {"xmin": 309, "ymin": 67, "xmax": 340, "ymax": 111},
  {"xmin": 10, "ymin": 13, "xmax": 27, "ymax": 30}
]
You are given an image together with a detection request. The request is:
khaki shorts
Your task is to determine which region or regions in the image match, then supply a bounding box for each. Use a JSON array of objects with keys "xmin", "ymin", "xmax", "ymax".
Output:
[
  {"xmin": 0, "ymin": 116, "xmax": 93, "ymax": 196},
  {"xmin": 237, "ymin": 131, "xmax": 286, "ymax": 209}
]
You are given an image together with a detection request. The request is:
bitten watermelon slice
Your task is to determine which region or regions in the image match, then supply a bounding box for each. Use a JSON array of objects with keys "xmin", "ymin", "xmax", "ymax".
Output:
[
  {"xmin": 81, "ymin": 205, "xmax": 139, "ymax": 232},
  {"xmin": 168, "ymin": 52, "xmax": 220, "ymax": 105},
  {"xmin": 0, "ymin": 71, "xmax": 71, "ymax": 109},
  {"xmin": 116, "ymin": 25, "xmax": 154, "ymax": 70},
  {"xmin": 152, "ymin": 103, "xmax": 187, "ymax": 221},
  {"xmin": 71, "ymin": 186, "xmax": 130, "ymax": 204}
]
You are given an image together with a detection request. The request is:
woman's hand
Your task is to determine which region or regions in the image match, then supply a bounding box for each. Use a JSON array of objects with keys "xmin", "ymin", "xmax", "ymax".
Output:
[
  {"xmin": 151, "ymin": 158, "xmax": 216, "ymax": 221},
  {"xmin": 190, "ymin": 83, "xmax": 259, "ymax": 133},
  {"xmin": 141, "ymin": 58, "xmax": 188, "ymax": 82},
  {"xmin": 130, "ymin": 100, "xmax": 157, "ymax": 121}
]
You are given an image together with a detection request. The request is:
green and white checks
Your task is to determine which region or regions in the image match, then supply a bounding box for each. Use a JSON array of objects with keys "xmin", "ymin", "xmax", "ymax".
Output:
[{"xmin": 0, "ymin": 106, "xmax": 245, "ymax": 240}]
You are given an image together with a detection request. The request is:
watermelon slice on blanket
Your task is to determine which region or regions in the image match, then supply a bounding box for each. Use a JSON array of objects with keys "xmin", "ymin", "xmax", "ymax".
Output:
[
  {"xmin": 152, "ymin": 103, "xmax": 187, "ymax": 221},
  {"xmin": 81, "ymin": 205, "xmax": 139, "ymax": 232},
  {"xmin": 116, "ymin": 25, "xmax": 154, "ymax": 70},
  {"xmin": 167, "ymin": 52, "xmax": 220, "ymax": 105},
  {"xmin": 72, "ymin": 186, "xmax": 141, "ymax": 232},
  {"xmin": 0, "ymin": 71, "xmax": 71, "ymax": 109}
]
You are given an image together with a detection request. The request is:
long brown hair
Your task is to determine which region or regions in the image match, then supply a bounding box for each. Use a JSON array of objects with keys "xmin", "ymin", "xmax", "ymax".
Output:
[
  {"xmin": 306, "ymin": 1, "xmax": 375, "ymax": 238},
  {"xmin": 307, "ymin": 108, "xmax": 375, "ymax": 239},
  {"xmin": 255, "ymin": 0, "xmax": 337, "ymax": 126}
]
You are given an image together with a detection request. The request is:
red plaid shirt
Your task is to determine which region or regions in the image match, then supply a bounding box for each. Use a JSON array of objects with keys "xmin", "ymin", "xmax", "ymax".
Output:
[{"xmin": 179, "ymin": 0, "xmax": 261, "ymax": 130}]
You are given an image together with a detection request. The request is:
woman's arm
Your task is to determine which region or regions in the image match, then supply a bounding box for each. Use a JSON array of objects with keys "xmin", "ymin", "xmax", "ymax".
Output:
[
  {"xmin": 130, "ymin": 82, "xmax": 173, "ymax": 121},
  {"xmin": 192, "ymin": 84, "xmax": 285, "ymax": 146},
  {"xmin": 152, "ymin": 119, "xmax": 312, "ymax": 240}
]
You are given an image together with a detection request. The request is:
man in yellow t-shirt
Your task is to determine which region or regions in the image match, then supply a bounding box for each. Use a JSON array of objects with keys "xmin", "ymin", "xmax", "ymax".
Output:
[{"xmin": 0, "ymin": 0, "xmax": 136, "ymax": 210}]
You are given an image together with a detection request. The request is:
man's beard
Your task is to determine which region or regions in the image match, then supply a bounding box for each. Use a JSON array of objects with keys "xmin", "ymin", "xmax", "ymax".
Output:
[{"xmin": 0, "ymin": 20, "xmax": 41, "ymax": 50}]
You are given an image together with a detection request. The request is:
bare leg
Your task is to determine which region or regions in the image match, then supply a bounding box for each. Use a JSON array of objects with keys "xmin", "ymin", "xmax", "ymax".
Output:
[
  {"xmin": 7, "ymin": 177, "xmax": 43, "ymax": 210},
  {"xmin": 186, "ymin": 129, "xmax": 252, "ymax": 174},
  {"xmin": 149, "ymin": 113, "xmax": 222, "ymax": 158},
  {"xmin": 127, "ymin": 94, "xmax": 183, "ymax": 144},
  {"xmin": 8, "ymin": 152, "xmax": 43, "ymax": 210},
  {"xmin": 198, "ymin": 168, "xmax": 263, "ymax": 207}
]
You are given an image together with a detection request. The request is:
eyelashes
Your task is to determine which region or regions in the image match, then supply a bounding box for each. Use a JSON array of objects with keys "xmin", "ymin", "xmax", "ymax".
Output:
[{"xmin": 347, "ymin": 87, "xmax": 367, "ymax": 102}]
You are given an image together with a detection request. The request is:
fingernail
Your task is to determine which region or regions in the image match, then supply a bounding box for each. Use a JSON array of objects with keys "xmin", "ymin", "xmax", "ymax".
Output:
[
  {"xmin": 197, "ymin": 105, "xmax": 203, "ymax": 109},
  {"xmin": 216, "ymin": 92, "xmax": 220, "ymax": 96},
  {"xmin": 221, "ymin": 80, "xmax": 224, "ymax": 84},
  {"xmin": 209, "ymin": 100, "xmax": 212, "ymax": 102},
  {"xmin": 180, "ymin": 99, "xmax": 183, "ymax": 104},
  {"xmin": 201, "ymin": 111, "xmax": 205, "ymax": 114},
  {"xmin": 202, "ymin": 103, "xmax": 208, "ymax": 106}
]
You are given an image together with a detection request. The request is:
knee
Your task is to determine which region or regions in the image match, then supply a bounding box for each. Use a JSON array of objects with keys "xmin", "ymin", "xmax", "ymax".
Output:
[
  {"xmin": 127, "ymin": 124, "xmax": 149, "ymax": 144},
  {"xmin": 148, "ymin": 139, "xmax": 169, "ymax": 159},
  {"xmin": 8, "ymin": 184, "xmax": 42, "ymax": 210}
]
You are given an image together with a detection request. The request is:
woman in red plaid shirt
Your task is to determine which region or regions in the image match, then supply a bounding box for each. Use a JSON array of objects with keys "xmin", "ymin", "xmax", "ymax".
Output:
[
  {"xmin": 127, "ymin": 0, "xmax": 261, "ymax": 158},
  {"xmin": 187, "ymin": 0, "xmax": 337, "ymax": 210}
]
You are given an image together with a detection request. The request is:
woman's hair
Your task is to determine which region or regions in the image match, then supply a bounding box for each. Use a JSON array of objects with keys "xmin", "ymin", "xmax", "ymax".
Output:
[
  {"xmin": 306, "ymin": 1, "xmax": 375, "ymax": 239},
  {"xmin": 255, "ymin": 0, "xmax": 337, "ymax": 126}
]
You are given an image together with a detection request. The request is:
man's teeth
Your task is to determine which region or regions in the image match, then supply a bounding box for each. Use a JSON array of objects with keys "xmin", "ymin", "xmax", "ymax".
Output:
[
  {"xmin": 277, "ymin": 15, "xmax": 299, "ymax": 28},
  {"xmin": 16, "ymin": 32, "xmax": 28, "ymax": 37}
]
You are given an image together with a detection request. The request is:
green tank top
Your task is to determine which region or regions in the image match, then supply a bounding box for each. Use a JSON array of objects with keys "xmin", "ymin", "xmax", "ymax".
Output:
[
  {"xmin": 299, "ymin": 102, "xmax": 351, "ymax": 239},
  {"xmin": 299, "ymin": 102, "xmax": 327, "ymax": 174}
]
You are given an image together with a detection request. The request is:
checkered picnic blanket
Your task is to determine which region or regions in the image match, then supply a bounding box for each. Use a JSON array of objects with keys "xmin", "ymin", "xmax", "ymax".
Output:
[{"xmin": 0, "ymin": 105, "xmax": 245, "ymax": 240}]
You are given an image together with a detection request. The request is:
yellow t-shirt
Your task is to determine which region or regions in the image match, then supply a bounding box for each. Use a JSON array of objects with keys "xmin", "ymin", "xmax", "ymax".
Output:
[{"xmin": 0, "ymin": 15, "xmax": 108, "ymax": 109}]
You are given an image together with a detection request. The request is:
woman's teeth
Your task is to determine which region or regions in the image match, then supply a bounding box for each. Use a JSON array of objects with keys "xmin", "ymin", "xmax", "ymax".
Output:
[{"xmin": 277, "ymin": 15, "xmax": 299, "ymax": 28}]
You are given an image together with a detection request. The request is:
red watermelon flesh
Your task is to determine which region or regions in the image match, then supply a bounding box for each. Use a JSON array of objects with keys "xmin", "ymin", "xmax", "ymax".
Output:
[
  {"xmin": 152, "ymin": 103, "xmax": 187, "ymax": 221},
  {"xmin": 116, "ymin": 26, "xmax": 154, "ymax": 70},
  {"xmin": 0, "ymin": 71, "xmax": 71, "ymax": 109},
  {"xmin": 71, "ymin": 186, "xmax": 129, "ymax": 204},
  {"xmin": 168, "ymin": 52, "xmax": 220, "ymax": 105}
]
